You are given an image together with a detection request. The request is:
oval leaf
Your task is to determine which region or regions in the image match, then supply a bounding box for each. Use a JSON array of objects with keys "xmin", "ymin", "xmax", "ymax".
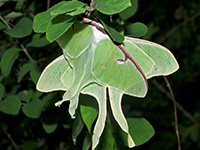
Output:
[
  {"xmin": 22, "ymin": 97, "xmax": 44, "ymax": 118},
  {"xmin": 4, "ymin": 17, "xmax": 32, "ymax": 38},
  {"xmin": 72, "ymin": 110, "xmax": 84, "ymax": 145},
  {"xmin": 127, "ymin": 117, "xmax": 155, "ymax": 146},
  {"xmin": 27, "ymin": 34, "xmax": 50, "ymax": 47},
  {"xmin": 80, "ymin": 97, "xmax": 98, "ymax": 133},
  {"xmin": 1, "ymin": 47, "xmax": 20, "ymax": 76},
  {"xmin": 33, "ymin": 1, "xmax": 66, "ymax": 33},
  {"xmin": 125, "ymin": 22, "xmax": 148, "ymax": 37},
  {"xmin": 100, "ymin": 20, "xmax": 124, "ymax": 43},
  {"xmin": 46, "ymin": 15, "xmax": 76, "ymax": 43},
  {"xmin": 66, "ymin": 7, "xmax": 87, "ymax": 16},
  {"xmin": 94, "ymin": 0, "xmax": 131, "ymax": 15},
  {"xmin": 41, "ymin": 113, "xmax": 58, "ymax": 133},
  {"xmin": 119, "ymin": 0, "xmax": 138, "ymax": 20},
  {"xmin": 30, "ymin": 66, "xmax": 41, "ymax": 84},
  {"xmin": 17, "ymin": 63, "xmax": 33, "ymax": 83},
  {"xmin": 0, "ymin": 95, "xmax": 21, "ymax": 115},
  {"xmin": 50, "ymin": 1, "xmax": 85, "ymax": 16}
]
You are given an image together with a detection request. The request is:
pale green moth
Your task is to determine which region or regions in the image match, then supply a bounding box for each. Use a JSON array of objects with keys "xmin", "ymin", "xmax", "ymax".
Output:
[{"xmin": 36, "ymin": 21, "xmax": 179, "ymax": 149}]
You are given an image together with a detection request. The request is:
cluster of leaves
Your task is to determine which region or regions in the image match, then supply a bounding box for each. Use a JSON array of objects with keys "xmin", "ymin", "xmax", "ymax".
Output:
[{"xmin": 0, "ymin": 0, "xmax": 182, "ymax": 150}]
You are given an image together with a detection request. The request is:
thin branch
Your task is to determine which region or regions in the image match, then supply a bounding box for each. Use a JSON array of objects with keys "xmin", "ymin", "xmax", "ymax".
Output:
[
  {"xmin": 20, "ymin": 44, "xmax": 37, "ymax": 66},
  {"xmin": 81, "ymin": 18, "xmax": 148, "ymax": 89},
  {"xmin": 47, "ymin": 0, "xmax": 50, "ymax": 10},
  {"xmin": 1, "ymin": 126, "xmax": 20, "ymax": 150},
  {"xmin": 163, "ymin": 77, "xmax": 181, "ymax": 150},
  {"xmin": 153, "ymin": 79, "xmax": 200, "ymax": 125},
  {"xmin": 159, "ymin": 11, "xmax": 200, "ymax": 43},
  {"xmin": 0, "ymin": 15, "xmax": 11, "ymax": 29}
]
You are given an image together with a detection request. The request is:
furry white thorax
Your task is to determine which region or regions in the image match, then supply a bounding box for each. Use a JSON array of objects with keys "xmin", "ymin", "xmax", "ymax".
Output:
[{"xmin": 90, "ymin": 24, "xmax": 109, "ymax": 51}]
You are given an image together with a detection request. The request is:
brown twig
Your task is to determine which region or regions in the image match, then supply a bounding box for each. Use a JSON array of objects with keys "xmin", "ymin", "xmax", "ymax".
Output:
[
  {"xmin": 47, "ymin": 0, "xmax": 50, "ymax": 10},
  {"xmin": 159, "ymin": 11, "xmax": 200, "ymax": 43},
  {"xmin": 81, "ymin": 18, "xmax": 148, "ymax": 89},
  {"xmin": 163, "ymin": 77, "xmax": 181, "ymax": 150},
  {"xmin": 1, "ymin": 126, "xmax": 20, "ymax": 150},
  {"xmin": 0, "ymin": 15, "xmax": 11, "ymax": 29},
  {"xmin": 153, "ymin": 79, "xmax": 200, "ymax": 125},
  {"xmin": 20, "ymin": 44, "xmax": 37, "ymax": 66}
]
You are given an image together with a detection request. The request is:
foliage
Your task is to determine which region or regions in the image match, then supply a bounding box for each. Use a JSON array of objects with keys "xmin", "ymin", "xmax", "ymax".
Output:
[{"xmin": 0, "ymin": 0, "xmax": 199, "ymax": 150}]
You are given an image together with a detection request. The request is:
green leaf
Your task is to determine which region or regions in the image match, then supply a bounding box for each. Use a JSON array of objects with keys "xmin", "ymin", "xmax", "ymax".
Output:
[
  {"xmin": 27, "ymin": 34, "xmax": 50, "ymax": 47},
  {"xmin": 46, "ymin": 15, "xmax": 76, "ymax": 42},
  {"xmin": 72, "ymin": 110, "xmax": 84, "ymax": 145},
  {"xmin": 50, "ymin": 1, "xmax": 85, "ymax": 15},
  {"xmin": 4, "ymin": 17, "xmax": 32, "ymax": 38},
  {"xmin": 36, "ymin": 55, "xmax": 71, "ymax": 92},
  {"xmin": 125, "ymin": 22, "xmax": 148, "ymax": 37},
  {"xmin": 0, "ymin": 0, "xmax": 9, "ymax": 6},
  {"xmin": 83, "ymin": 134, "xmax": 92, "ymax": 150},
  {"xmin": 17, "ymin": 63, "xmax": 33, "ymax": 83},
  {"xmin": 96, "ymin": 124, "xmax": 114, "ymax": 150},
  {"xmin": 126, "ymin": 37, "xmax": 179, "ymax": 78},
  {"xmin": 41, "ymin": 93, "xmax": 57, "ymax": 108},
  {"xmin": 4, "ymin": 12, "xmax": 23, "ymax": 21},
  {"xmin": 0, "ymin": 47, "xmax": 20, "ymax": 76},
  {"xmin": 80, "ymin": 103, "xmax": 98, "ymax": 133},
  {"xmin": 30, "ymin": 66, "xmax": 41, "ymax": 84},
  {"xmin": 127, "ymin": 118, "xmax": 155, "ymax": 146},
  {"xmin": 33, "ymin": 1, "xmax": 66, "ymax": 33},
  {"xmin": 0, "ymin": 21, "xmax": 6, "ymax": 30},
  {"xmin": 41, "ymin": 113, "xmax": 58, "ymax": 133},
  {"xmin": 22, "ymin": 97, "xmax": 43, "ymax": 118},
  {"xmin": 15, "ymin": 0, "xmax": 25, "ymax": 10},
  {"xmin": 94, "ymin": 0, "xmax": 131, "ymax": 15},
  {"xmin": 0, "ymin": 83, "xmax": 5, "ymax": 98},
  {"xmin": 119, "ymin": 0, "xmax": 138, "ymax": 20},
  {"xmin": 100, "ymin": 19, "xmax": 124, "ymax": 43},
  {"xmin": 0, "ymin": 95, "xmax": 21, "ymax": 115},
  {"xmin": 22, "ymin": 141, "xmax": 38, "ymax": 150},
  {"xmin": 17, "ymin": 90, "xmax": 34, "ymax": 103},
  {"xmin": 66, "ymin": 7, "xmax": 87, "ymax": 16}
]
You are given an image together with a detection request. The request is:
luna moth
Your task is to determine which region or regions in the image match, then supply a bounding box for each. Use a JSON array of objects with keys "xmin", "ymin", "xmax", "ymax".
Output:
[{"xmin": 36, "ymin": 21, "xmax": 179, "ymax": 149}]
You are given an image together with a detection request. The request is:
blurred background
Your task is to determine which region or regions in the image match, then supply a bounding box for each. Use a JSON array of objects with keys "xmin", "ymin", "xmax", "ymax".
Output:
[
  {"xmin": 130, "ymin": 0, "xmax": 200, "ymax": 149},
  {"xmin": 0, "ymin": 0, "xmax": 200, "ymax": 149}
]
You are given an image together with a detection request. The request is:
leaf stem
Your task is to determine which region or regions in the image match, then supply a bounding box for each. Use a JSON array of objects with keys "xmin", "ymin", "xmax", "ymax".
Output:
[
  {"xmin": 0, "ymin": 15, "xmax": 11, "ymax": 29},
  {"xmin": 20, "ymin": 44, "xmax": 37, "ymax": 66},
  {"xmin": 81, "ymin": 18, "xmax": 148, "ymax": 89}
]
